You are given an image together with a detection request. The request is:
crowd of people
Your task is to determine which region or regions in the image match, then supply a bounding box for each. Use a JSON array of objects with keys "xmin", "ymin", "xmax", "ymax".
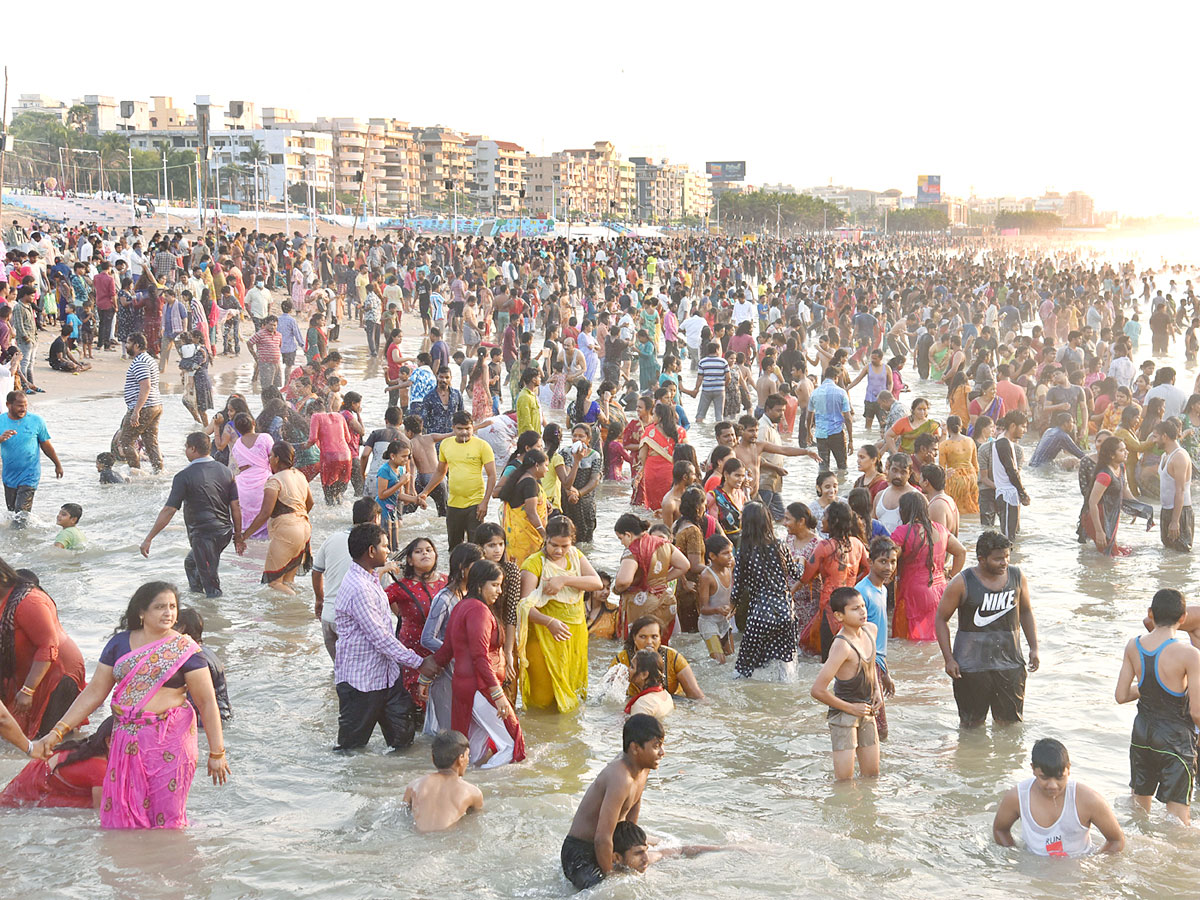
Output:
[{"xmin": 3, "ymin": 214, "xmax": 1200, "ymax": 886}]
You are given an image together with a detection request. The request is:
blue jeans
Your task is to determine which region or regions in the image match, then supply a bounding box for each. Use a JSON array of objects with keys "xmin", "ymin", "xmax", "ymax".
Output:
[{"xmin": 758, "ymin": 488, "xmax": 786, "ymax": 522}]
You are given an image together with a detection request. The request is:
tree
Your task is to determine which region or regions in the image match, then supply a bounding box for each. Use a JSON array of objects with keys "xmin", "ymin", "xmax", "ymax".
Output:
[
  {"xmin": 886, "ymin": 208, "xmax": 950, "ymax": 232},
  {"xmin": 96, "ymin": 132, "xmax": 129, "ymax": 192},
  {"xmin": 241, "ymin": 139, "xmax": 268, "ymax": 202},
  {"xmin": 994, "ymin": 211, "xmax": 1061, "ymax": 233},
  {"xmin": 711, "ymin": 190, "xmax": 845, "ymax": 232}
]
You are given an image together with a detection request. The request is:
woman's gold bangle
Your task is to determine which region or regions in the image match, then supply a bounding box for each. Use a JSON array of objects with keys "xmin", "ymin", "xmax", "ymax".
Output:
[
  {"xmin": 208, "ymin": 749, "xmax": 226, "ymax": 758},
  {"xmin": 18, "ymin": 685, "xmax": 35, "ymax": 697}
]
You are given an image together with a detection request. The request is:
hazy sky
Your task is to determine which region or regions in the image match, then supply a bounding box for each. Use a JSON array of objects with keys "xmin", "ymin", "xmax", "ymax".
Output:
[{"xmin": 4, "ymin": 0, "xmax": 1196, "ymax": 215}]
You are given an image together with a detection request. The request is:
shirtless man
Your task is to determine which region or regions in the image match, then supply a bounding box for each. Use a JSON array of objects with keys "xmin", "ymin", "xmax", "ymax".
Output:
[
  {"xmin": 660, "ymin": 460, "xmax": 696, "ymax": 529},
  {"xmin": 874, "ymin": 452, "xmax": 917, "ymax": 534},
  {"xmin": 734, "ymin": 414, "xmax": 816, "ymax": 508},
  {"xmin": 403, "ymin": 415, "xmax": 450, "ymax": 516},
  {"xmin": 754, "ymin": 352, "xmax": 781, "ymax": 411},
  {"xmin": 403, "ymin": 730, "xmax": 483, "ymax": 833},
  {"xmin": 793, "ymin": 358, "xmax": 814, "ymax": 449},
  {"xmin": 920, "ymin": 463, "xmax": 960, "ymax": 536},
  {"xmin": 561, "ymin": 714, "xmax": 666, "ymax": 891}
]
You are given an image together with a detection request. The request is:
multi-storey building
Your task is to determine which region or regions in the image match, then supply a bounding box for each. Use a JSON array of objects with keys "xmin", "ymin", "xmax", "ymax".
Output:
[
  {"xmin": 14, "ymin": 94, "xmax": 69, "ymax": 123},
  {"xmin": 521, "ymin": 141, "xmax": 635, "ymax": 219},
  {"xmin": 630, "ymin": 156, "xmax": 686, "ymax": 222},
  {"xmin": 370, "ymin": 118, "xmax": 421, "ymax": 214},
  {"xmin": 465, "ymin": 137, "xmax": 525, "ymax": 213},
  {"xmin": 416, "ymin": 126, "xmax": 470, "ymax": 210},
  {"xmin": 1063, "ymin": 191, "xmax": 1095, "ymax": 226}
]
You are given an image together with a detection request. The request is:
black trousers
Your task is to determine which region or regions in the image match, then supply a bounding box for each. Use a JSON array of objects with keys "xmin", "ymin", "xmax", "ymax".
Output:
[
  {"xmin": 816, "ymin": 432, "xmax": 848, "ymax": 470},
  {"xmin": 98, "ymin": 307, "xmax": 115, "ymax": 348},
  {"xmin": 446, "ymin": 503, "xmax": 480, "ymax": 549},
  {"xmin": 185, "ymin": 528, "xmax": 232, "ymax": 597},
  {"xmin": 335, "ymin": 675, "xmax": 418, "ymax": 750}
]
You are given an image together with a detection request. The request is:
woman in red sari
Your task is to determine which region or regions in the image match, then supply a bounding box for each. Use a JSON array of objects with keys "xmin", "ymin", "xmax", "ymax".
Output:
[
  {"xmin": 1, "ymin": 716, "xmax": 112, "ymax": 808},
  {"xmin": 32, "ymin": 581, "xmax": 229, "ymax": 829},
  {"xmin": 622, "ymin": 396, "xmax": 653, "ymax": 507},
  {"xmin": 419, "ymin": 561, "xmax": 525, "ymax": 768},
  {"xmin": 639, "ymin": 402, "xmax": 683, "ymax": 512},
  {"xmin": 387, "ymin": 537, "xmax": 448, "ymax": 708},
  {"xmin": 0, "ymin": 563, "xmax": 87, "ymax": 739}
]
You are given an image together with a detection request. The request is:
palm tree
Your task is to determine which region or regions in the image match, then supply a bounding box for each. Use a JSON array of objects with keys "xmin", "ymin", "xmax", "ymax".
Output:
[
  {"xmin": 63, "ymin": 104, "xmax": 90, "ymax": 191},
  {"xmin": 96, "ymin": 132, "xmax": 128, "ymax": 193},
  {"xmin": 241, "ymin": 139, "xmax": 268, "ymax": 205}
]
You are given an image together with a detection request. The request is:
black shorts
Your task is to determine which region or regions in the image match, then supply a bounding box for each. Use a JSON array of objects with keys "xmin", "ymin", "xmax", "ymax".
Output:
[
  {"xmin": 561, "ymin": 835, "xmax": 604, "ymax": 891},
  {"xmin": 952, "ymin": 667, "xmax": 1026, "ymax": 726},
  {"xmin": 863, "ymin": 400, "xmax": 880, "ymax": 422},
  {"xmin": 1130, "ymin": 713, "xmax": 1198, "ymax": 806}
]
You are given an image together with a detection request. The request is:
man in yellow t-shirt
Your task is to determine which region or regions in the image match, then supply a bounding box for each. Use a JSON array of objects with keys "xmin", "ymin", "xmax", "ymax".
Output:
[{"xmin": 419, "ymin": 412, "xmax": 496, "ymax": 548}]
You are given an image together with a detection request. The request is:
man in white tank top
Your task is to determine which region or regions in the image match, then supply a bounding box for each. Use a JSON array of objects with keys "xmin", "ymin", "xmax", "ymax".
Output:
[
  {"xmin": 992, "ymin": 738, "xmax": 1124, "ymax": 857},
  {"xmin": 1155, "ymin": 419, "xmax": 1194, "ymax": 551},
  {"xmin": 873, "ymin": 452, "xmax": 916, "ymax": 533}
]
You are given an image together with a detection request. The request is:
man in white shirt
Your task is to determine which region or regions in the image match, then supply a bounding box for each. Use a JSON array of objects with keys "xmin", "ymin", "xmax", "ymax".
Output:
[
  {"xmin": 1107, "ymin": 339, "xmax": 1136, "ymax": 389},
  {"xmin": 1146, "ymin": 367, "xmax": 1189, "ymax": 420},
  {"xmin": 313, "ymin": 498, "xmax": 385, "ymax": 662},
  {"xmin": 246, "ymin": 280, "xmax": 273, "ymax": 329},
  {"xmin": 680, "ymin": 310, "xmax": 707, "ymax": 371},
  {"xmin": 733, "ymin": 291, "xmax": 757, "ymax": 328}
]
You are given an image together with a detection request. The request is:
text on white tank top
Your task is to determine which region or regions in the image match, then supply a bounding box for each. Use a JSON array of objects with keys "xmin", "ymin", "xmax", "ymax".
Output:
[{"xmin": 1017, "ymin": 777, "xmax": 1092, "ymax": 858}]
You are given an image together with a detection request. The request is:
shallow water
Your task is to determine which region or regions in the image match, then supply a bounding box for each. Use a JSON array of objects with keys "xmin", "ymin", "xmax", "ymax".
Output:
[{"xmin": 4, "ymin": 247, "xmax": 1200, "ymax": 898}]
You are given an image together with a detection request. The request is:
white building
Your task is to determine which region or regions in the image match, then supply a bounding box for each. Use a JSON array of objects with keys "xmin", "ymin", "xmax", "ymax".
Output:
[
  {"xmin": 209, "ymin": 129, "xmax": 333, "ymax": 204},
  {"xmin": 466, "ymin": 137, "xmax": 525, "ymax": 213},
  {"xmin": 14, "ymin": 94, "xmax": 69, "ymax": 123}
]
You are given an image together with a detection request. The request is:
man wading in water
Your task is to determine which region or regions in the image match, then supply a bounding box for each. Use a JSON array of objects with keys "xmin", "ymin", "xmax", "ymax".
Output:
[{"xmin": 561, "ymin": 714, "xmax": 665, "ymax": 891}]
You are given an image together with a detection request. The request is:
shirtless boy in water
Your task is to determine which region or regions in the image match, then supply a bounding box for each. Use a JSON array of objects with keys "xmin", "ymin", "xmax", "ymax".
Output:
[
  {"xmin": 561, "ymin": 714, "xmax": 665, "ymax": 891},
  {"xmin": 610, "ymin": 820, "xmax": 733, "ymax": 873},
  {"xmin": 403, "ymin": 730, "xmax": 483, "ymax": 833}
]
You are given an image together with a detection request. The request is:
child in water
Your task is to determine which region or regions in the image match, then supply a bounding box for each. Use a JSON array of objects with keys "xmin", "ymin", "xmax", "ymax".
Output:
[
  {"xmin": 96, "ymin": 452, "xmax": 128, "ymax": 484},
  {"xmin": 403, "ymin": 730, "xmax": 483, "ymax": 833},
  {"xmin": 176, "ymin": 607, "xmax": 233, "ymax": 724},
  {"xmin": 625, "ymin": 649, "xmax": 673, "ymax": 721},
  {"xmin": 585, "ymin": 571, "xmax": 618, "ymax": 639},
  {"xmin": 53, "ymin": 504, "xmax": 86, "ymax": 550},
  {"xmin": 696, "ymin": 534, "xmax": 735, "ymax": 663}
]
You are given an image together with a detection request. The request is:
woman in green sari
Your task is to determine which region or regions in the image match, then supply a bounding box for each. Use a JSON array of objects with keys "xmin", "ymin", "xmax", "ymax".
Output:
[{"xmin": 885, "ymin": 397, "xmax": 942, "ymax": 454}]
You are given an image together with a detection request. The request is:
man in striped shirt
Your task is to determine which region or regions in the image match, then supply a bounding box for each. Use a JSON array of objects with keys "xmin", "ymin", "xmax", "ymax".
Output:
[
  {"xmin": 685, "ymin": 342, "xmax": 728, "ymax": 424},
  {"xmin": 333, "ymin": 523, "xmax": 421, "ymax": 751},
  {"xmin": 247, "ymin": 316, "xmax": 283, "ymax": 393},
  {"xmin": 118, "ymin": 332, "xmax": 164, "ymax": 472}
]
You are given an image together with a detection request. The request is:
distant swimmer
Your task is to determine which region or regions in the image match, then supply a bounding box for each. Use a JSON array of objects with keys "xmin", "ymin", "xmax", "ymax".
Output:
[{"xmin": 992, "ymin": 738, "xmax": 1124, "ymax": 856}]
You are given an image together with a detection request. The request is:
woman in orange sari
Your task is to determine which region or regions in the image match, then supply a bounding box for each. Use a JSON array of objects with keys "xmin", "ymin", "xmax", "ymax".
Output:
[
  {"xmin": 639, "ymin": 402, "xmax": 683, "ymax": 512},
  {"xmin": 799, "ymin": 501, "xmax": 868, "ymax": 660},
  {"xmin": 622, "ymin": 396, "xmax": 653, "ymax": 507}
]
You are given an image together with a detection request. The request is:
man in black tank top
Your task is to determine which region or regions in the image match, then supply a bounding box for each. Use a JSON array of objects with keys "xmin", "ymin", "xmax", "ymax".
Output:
[
  {"xmin": 1117, "ymin": 588, "xmax": 1200, "ymax": 824},
  {"xmin": 935, "ymin": 531, "xmax": 1039, "ymax": 728}
]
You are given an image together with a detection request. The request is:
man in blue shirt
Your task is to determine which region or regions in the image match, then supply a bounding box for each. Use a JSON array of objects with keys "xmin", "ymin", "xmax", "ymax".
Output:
[
  {"xmin": 277, "ymin": 299, "xmax": 307, "ymax": 379},
  {"xmin": 1028, "ymin": 413, "xmax": 1088, "ymax": 469},
  {"xmin": 807, "ymin": 366, "xmax": 854, "ymax": 472},
  {"xmin": 0, "ymin": 391, "xmax": 63, "ymax": 527}
]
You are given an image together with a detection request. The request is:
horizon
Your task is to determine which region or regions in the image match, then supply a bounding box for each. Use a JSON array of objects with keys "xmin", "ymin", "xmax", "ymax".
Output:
[{"xmin": 2, "ymin": 0, "xmax": 1197, "ymax": 217}]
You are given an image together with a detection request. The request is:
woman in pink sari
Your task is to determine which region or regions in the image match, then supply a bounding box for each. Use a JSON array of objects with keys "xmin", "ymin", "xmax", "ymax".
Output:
[
  {"xmin": 230, "ymin": 412, "xmax": 274, "ymax": 539},
  {"xmin": 31, "ymin": 582, "xmax": 229, "ymax": 828},
  {"xmin": 890, "ymin": 493, "xmax": 966, "ymax": 642}
]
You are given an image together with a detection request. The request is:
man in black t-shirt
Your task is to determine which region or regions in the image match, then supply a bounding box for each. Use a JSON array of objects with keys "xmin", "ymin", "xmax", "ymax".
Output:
[{"xmin": 140, "ymin": 432, "xmax": 242, "ymax": 598}]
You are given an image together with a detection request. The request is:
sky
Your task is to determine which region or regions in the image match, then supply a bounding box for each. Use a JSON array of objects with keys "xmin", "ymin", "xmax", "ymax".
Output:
[{"xmin": 3, "ymin": 0, "xmax": 1197, "ymax": 216}]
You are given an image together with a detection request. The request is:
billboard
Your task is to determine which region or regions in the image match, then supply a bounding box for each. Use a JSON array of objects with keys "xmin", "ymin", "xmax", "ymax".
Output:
[
  {"xmin": 917, "ymin": 174, "xmax": 941, "ymax": 205},
  {"xmin": 706, "ymin": 161, "xmax": 746, "ymax": 181}
]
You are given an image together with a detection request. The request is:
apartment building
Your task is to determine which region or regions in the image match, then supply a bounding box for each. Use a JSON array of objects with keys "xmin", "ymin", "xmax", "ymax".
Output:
[
  {"xmin": 1063, "ymin": 191, "xmax": 1095, "ymax": 226},
  {"xmin": 465, "ymin": 137, "xmax": 525, "ymax": 213},
  {"xmin": 14, "ymin": 94, "xmax": 69, "ymax": 123},
  {"xmin": 208, "ymin": 129, "xmax": 333, "ymax": 204},
  {"xmin": 630, "ymin": 156, "xmax": 686, "ymax": 222},
  {"xmin": 370, "ymin": 118, "xmax": 421, "ymax": 214},
  {"xmin": 417, "ymin": 126, "xmax": 470, "ymax": 210},
  {"xmin": 522, "ymin": 141, "xmax": 635, "ymax": 219}
]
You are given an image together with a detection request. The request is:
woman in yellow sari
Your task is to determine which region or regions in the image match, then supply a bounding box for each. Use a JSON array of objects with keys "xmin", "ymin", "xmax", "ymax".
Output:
[
  {"xmin": 500, "ymin": 450, "xmax": 550, "ymax": 567},
  {"xmin": 516, "ymin": 516, "xmax": 602, "ymax": 712},
  {"xmin": 938, "ymin": 415, "xmax": 979, "ymax": 513},
  {"xmin": 241, "ymin": 442, "xmax": 314, "ymax": 593}
]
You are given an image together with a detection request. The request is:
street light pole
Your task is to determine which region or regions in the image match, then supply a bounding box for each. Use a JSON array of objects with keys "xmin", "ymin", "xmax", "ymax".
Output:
[
  {"xmin": 254, "ymin": 158, "xmax": 260, "ymax": 232},
  {"xmin": 127, "ymin": 148, "xmax": 135, "ymax": 225}
]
